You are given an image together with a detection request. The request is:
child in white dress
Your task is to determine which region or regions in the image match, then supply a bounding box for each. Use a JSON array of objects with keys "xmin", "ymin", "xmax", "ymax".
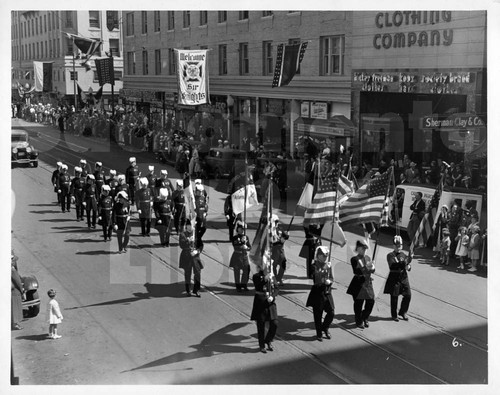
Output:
[
  {"xmin": 47, "ymin": 289, "xmax": 63, "ymax": 339},
  {"xmin": 455, "ymin": 226, "xmax": 469, "ymax": 270}
]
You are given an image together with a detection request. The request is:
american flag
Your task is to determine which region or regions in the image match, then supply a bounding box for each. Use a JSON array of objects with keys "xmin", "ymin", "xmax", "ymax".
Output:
[
  {"xmin": 409, "ymin": 178, "xmax": 443, "ymax": 255},
  {"xmin": 272, "ymin": 42, "xmax": 308, "ymax": 88},
  {"xmin": 339, "ymin": 168, "xmax": 392, "ymax": 227},
  {"xmin": 303, "ymin": 167, "xmax": 338, "ymax": 227}
]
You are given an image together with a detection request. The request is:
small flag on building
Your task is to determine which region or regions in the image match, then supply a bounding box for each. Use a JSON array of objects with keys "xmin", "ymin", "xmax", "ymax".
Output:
[
  {"xmin": 272, "ymin": 42, "xmax": 308, "ymax": 88},
  {"xmin": 33, "ymin": 61, "xmax": 53, "ymax": 92},
  {"xmin": 95, "ymin": 57, "xmax": 115, "ymax": 86},
  {"xmin": 176, "ymin": 49, "xmax": 210, "ymax": 105},
  {"xmin": 65, "ymin": 33, "xmax": 102, "ymax": 58}
]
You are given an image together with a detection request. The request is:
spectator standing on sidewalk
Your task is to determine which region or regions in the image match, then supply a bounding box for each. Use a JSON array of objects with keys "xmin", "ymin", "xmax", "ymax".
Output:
[{"xmin": 455, "ymin": 226, "xmax": 469, "ymax": 270}]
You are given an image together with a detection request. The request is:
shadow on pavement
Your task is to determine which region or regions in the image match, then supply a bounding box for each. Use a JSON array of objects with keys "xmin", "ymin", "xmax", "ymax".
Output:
[
  {"xmin": 39, "ymin": 218, "xmax": 78, "ymax": 223},
  {"xmin": 122, "ymin": 322, "xmax": 258, "ymax": 373},
  {"xmin": 15, "ymin": 334, "xmax": 52, "ymax": 342},
  {"xmin": 64, "ymin": 238, "xmax": 98, "ymax": 243},
  {"xmin": 30, "ymin": 210, "xmax": 62, "ymax": 215}
]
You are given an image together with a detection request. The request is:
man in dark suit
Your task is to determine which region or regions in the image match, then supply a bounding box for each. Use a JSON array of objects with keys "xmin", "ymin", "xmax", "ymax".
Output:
[{"xmin": 407, "ymin": 192, "xmax": 425, "ymax": 242}]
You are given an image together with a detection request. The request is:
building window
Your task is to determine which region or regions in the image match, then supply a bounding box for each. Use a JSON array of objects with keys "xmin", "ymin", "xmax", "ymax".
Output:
[
  {"xmin": 183, "ymin": 11, "xmax": 190, "ymax": 28},
  {"xmin": 262, "ymin": 41, "xmax": 273, "ymax": 75},
  {"xmin": 48, "ymin": 13, "xmax": 51, "ymax": 31},
  {"xmin": 53, "ymin": 12, "xmax": 56, "ymax": 29},
  {"xmin": 57, "ymin": 38, "xmax": 60, "ymax": 57},
  {"xmin": 126, "ymin": 12, "xmax": 134, "ymax": 36},
  {"xmin": 114, "ymin": 70, "xmax": 122, "ymax": 81},
  {"xmin": 141, "ymin": 11, "xmax": 147, "ymax": 34},
  {"xmin": 168, "ymin": 48, "xmax": 176, "ymax": 75},
  {"xmin": 142, "ymin": 50, "xmax": 148, "ymax": 75},
  {"xmin": 65, "ymin": 11, "xmax": 73, "ymax": 28},
  {"xmin": 127, "ymin": 51, "xmax": 136, "ymax": 75},
  {"xmin": 154, "ymin": 11, "xmax": 160, "ymax": 32},
  {"xmin": 70, "ymin": 71, "xmax": 78, "ymax": 81},
  {"xmin": 239, "ymin": 11, "xmax": 249, "ymax": 20},
  {"xmin": 219, "ymin": 44, "xmax": 227, "ymax": 75},
  {"xmin": 200, "ymin": 11, "xmax": 208, "ymax": 26},
  {"xmin": 262, "ymin": 11, "xmax": 273, "ymax": 17},
  {"xmin": 320, "ymin": 35, "xmax": 345, "ymax": 75},
  {"xmin": 36, "ymin": 17, "xmax": 39, "ymax": 34},
  {"xmin": 218, "ymin": 11, "xmax": 227, "ymax": 23},
  {"xmin": 239, "ymin": 43, "xmax": 249, "ymax": 75},
  {"xmin": 155, "ymin": 49, "xmax": 161, "ymax": 75},
  {"xmin": 66, "ymin": 37, "xmax": 73, "ymax": 55},
  {"xmin": 45, "ymin": 41, "xmax": 48, "ymax": 58},
  {"xmin": 167, "ymin": 11, "xmax": 174, "ymax": 30},
  {"xmin": 56, "ymin": 12, "xmax": 59, "ymax": 29},
  {"xmin": 44, "ymin": 15, "xmax": 47, "ymax": 32},
  {"xmin": 89, "ymin": 11, "xmax": 100, "ymax": 28},
  {"xmin": 109, "ymin": 39, "xmax": 120, "ymax": 57},
  {"xmin": 49, "ymin": 40, "xmax": 52, "ymax": 57},
  {"xmin": 36, "ymin": 43, "xmax": 39, "ymax": 58}
]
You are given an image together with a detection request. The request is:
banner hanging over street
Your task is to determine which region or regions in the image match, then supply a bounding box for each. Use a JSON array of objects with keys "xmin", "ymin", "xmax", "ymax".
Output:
[{"xmin": 175, "ymin": 49, "xmax": 210, "ymax": 106}]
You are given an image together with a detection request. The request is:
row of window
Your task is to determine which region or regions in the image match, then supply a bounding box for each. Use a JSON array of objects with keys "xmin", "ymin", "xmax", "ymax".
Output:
[
  {"xmin": 14, "ymin": 11, "xmax": 60, "ymax": 40},
  {"xmin": 126, "ymin": 11, "xmax": 293, "ymax": 36},
  {"xmin": 125, "ymin": 35, "xmax": 345, "ymax": 76},
  {"xmin": 13, "ymin": 39, "xmax": 61, "ymax": 61},
  {"xmin": 15, "ymin": 68, "xmax": 122, "ymax": 84}
]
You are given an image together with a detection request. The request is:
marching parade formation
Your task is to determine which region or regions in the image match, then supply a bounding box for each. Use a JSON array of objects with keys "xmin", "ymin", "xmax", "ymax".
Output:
[{"xmin": 42, "ymin": 141, "xmax": 487, "ymax": 354}]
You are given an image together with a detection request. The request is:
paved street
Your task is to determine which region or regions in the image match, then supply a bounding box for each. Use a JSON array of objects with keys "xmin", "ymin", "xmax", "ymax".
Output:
[{"xmin": 11, "ymin": 118, "xmax": 487, "ymax": 385}]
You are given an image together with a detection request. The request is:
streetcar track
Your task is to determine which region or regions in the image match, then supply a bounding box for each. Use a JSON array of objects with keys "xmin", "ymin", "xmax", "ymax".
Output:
[{"xmin": 16, "ymin": 124, "xmax": 486, "ymax": 383}]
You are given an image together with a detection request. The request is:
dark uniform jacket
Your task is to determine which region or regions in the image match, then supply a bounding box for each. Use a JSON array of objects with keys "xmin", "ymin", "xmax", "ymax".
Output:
[
  {"xmin": 173, "ymin": 189, "xmax": 186, "ymax": 219},
  {"xmin": 106, "ymin": 177, "xmax": 120, "ymax": 199},
  {"xmin": 112, "ymin": 201, "xmax": 131, "ymax": 230},
  {"xmin": 383, "ymin": 251, "xmax": 412, "ymax": 296},
  {"xmin": 347, "ymin": 255, "xmax": 375, "ymax": 300},
  {"xmin": 224, "ymin": 195, "xmax": 236, "ymax": 224},
  {"xmin": 179, "ymin": 230, "xmax": 203, "ymax": 270},
  {"xmin": 271, "ymin": 226, "xmax": 289, "ymax": 266},
  {"xmin": 250, "ymin": 271, "xmax": 278, "ymax": 322},
  {"xmin": 146, "ymin": 173, "xmax": 157, "ymax": 194},
  {"xmin": 125, "ymin": 164, "xmax": 139, "ymax": 186},
  {"xmin": 299, "ymin": 225, "xmax": 323, "ymax": 259},
  {"xmin": 154, "ymin": 197, "xmax": 174, "ymax": 224},
  {"xmin": 83, "ymin": 183, "xmax": 98, "ymax": 211},
  {"xmin": 57, "ymin": 173, "xmax": 71, "ymax": 195},
  {"xmin": 98, "ymin": 195, "xmax": 114, "ymax": 222},
  {"xmin": 51, "ymin": 169, "xmax": 60, "ymax": 192},
  {"xmin": 135, "ymin": 188, "xmax": 153, "ymax": 219},
  {"xmin": 306, "ymin": 260, "xmax": 335, "ymax": 310},
  {"xmin": 194, "ymin": 192, "xmax": 208, "ymax": 222},
  {"xmin": 70, "ymin": 176, "xmax": 85, "ymax": 204},
  {"xmin": 94, "ymin": 170, "xmax": 105, "ymax": 195},
  {"xmin": 230, "ymin": 234, "xmax": 251, "ymax": 269}
]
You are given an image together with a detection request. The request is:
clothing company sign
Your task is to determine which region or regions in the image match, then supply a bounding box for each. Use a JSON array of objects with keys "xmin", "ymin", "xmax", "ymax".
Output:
[
  {"xmin": 421, "ymin": 115, "xmax": 486, "ymax": 129},
  {"xmin": 373, "ymin": 11, "xmax": 453, "ymax": 50},
  {"xmin": 353, "ymin": 71, "xmax": 473, "ymax": 94}
]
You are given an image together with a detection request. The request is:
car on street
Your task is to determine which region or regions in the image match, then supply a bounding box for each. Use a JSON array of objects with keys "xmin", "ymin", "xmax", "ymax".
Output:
[
  {"xmin": 205, "ymin": 148, "xmax": 248, "ymax": 179},
  {"xmin": 11, "ymin": 129, "xmax": 38, "ymax": 168}
]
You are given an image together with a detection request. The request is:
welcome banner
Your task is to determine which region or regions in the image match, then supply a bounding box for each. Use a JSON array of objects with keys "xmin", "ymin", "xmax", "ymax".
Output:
[{"xmin": 176, "ymin": 49, "xmax": 210, "ymax": 105}]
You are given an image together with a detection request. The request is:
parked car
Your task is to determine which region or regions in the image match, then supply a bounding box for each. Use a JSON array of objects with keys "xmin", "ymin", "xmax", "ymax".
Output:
[
  {"xmin": 205, "ymin": 148, "xmax": 248, "ymax": 179},
  {"xmin": 22, "ymin": 274, "xmax": 41, "ymax": 318},
  {"xmin": 11, "ymin": 129, "xmax": 38, "ymax": 167}
]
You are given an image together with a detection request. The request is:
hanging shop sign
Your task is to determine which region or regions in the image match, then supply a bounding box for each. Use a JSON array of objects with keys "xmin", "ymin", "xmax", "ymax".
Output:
[
  {"xmin": 310, "ymin": 102, "xmax": 328, "ymax": 119},
  {"xmin": 295, "ymin": 122, "xmax": 346, "ymax": 137},
  {"xmin": 301, "ymin": 102, "xmax": 310, "ymax": 118},
  {"xmin": 353, "ymin": 71, "xmax": 474, "ymax": 94},
  {"xmin": 373, "ymin": 11, "xmax": 453, "ymax": 50},
  {"xmin": 421, "ymin": 114, "xmax": 486, "ymax": 129}
]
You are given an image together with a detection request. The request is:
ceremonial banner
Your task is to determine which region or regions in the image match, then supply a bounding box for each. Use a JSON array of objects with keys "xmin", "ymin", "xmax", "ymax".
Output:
[
  {"xmin": 176, "ymin": 49, "xmax": 210, "ymax": 105},
  {"xmin": 95, "ymin": 57, "xmax": 115, "ymax": 86},
  {"xmin": 106, "ymin": 11, "xmax": 119, "ymax": 31},
  {"xmin": 272, "ymin": 42, "xmax": 308, "ymax": 88},
  {"xmin": 229, "ymin": 168, "xmax": 259, "ymax": 216},
  {"xmin": 33, "ymin": 62, "xmax": 53, "ymax": 92},
  {"xmin": 65, "ymin": 33, "xmax": 102, "ymax": 58}
]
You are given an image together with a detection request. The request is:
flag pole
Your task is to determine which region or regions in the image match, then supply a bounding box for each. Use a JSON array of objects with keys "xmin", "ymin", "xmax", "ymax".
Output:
[
  {"xmin": 72, "ymin": 52, "xmax": 77, "ymax": 111},
  {"xmin": 371, "ymin": 166, "xmax": 394, "ymax": 261},
  {"xmin": 243, "ymin": 155, "xmax": 248, "ymax": 237},
  {"xmin": 328, "ymin": 150, "xmax": 343, "ymax": 263}
]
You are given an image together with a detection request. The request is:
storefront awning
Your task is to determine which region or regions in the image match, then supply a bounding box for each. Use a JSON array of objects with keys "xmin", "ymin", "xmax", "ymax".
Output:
[{"xmin": 294, "ymin": 116, "xmax": 355, "ymax": 137}]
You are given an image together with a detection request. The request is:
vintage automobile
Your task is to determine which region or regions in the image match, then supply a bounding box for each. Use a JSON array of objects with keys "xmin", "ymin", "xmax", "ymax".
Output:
[
  {"xmin": 22, "ymin": 274, "xmax": 41, "ymax": 318},
  {"xmin": 205, "ymin": 148, "xmax": 248, "ymax": 179},
  {"xmin": 12, "ymin": 253, "xmax": 41, "ymax": 318},
  {"xmin": 11, "ymin": 129, "xmax": 39, "ymax": 167}
]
